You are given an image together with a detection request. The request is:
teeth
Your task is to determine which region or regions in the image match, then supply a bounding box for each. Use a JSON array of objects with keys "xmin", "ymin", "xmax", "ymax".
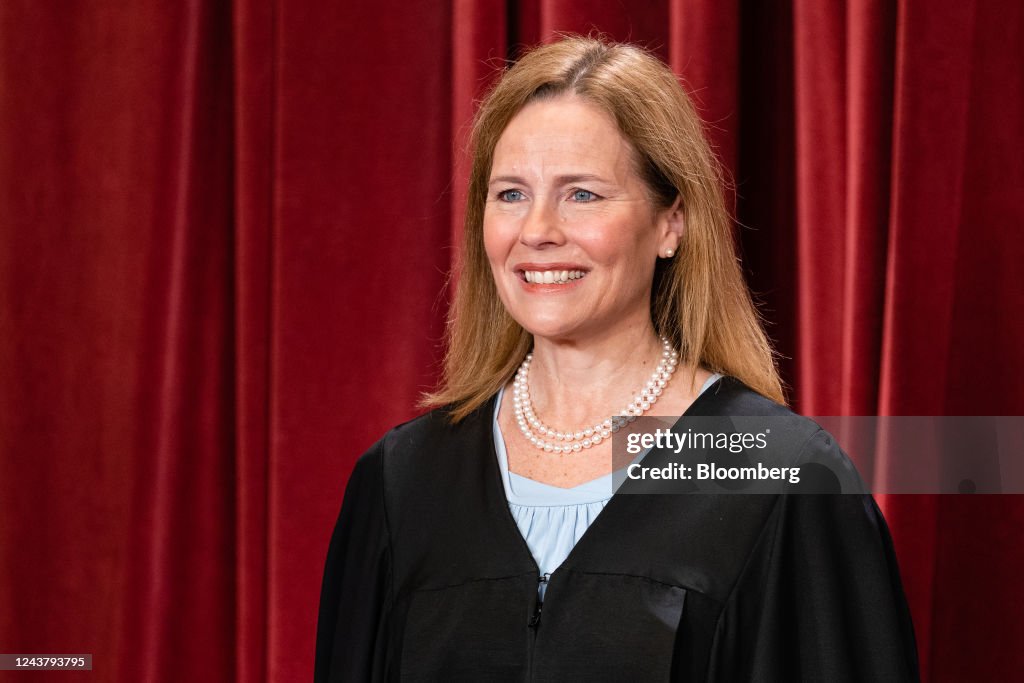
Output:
[{"xmin": 523, "ymin": 270, "xmax": 587, "ymax": 285}]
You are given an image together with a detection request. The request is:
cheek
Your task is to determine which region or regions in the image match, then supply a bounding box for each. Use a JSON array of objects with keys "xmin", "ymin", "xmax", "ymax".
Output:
[
  {"xmin": 482, "ymin": 215, "xmax": 511, "ymax": 262},
  {"xmin": 575, "ymin": 220, "xmax": 651, "ymax": 267}
]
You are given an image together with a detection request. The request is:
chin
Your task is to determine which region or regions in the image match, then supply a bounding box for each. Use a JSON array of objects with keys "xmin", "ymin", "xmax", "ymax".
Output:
[{"xmin": 516, "ymin": 316, "xmax": 589, "ymax": 342}]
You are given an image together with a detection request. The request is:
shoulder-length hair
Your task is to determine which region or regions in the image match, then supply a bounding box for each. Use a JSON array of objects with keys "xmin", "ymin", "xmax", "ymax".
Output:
[{"xmin": 423, "ymin": 35, "xmax": 785, "ymax": 421}]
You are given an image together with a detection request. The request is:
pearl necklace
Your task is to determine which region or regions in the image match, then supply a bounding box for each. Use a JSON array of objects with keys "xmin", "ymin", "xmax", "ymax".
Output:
[{"xmin": 512, "ymin": 337, "xmax": 679, "ymax": 454}]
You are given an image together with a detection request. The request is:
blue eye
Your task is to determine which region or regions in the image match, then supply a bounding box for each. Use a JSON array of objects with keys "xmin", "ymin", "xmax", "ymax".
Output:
[
  {"xmin": 497, "ymin": 189, "xmax": 524, "ymax": 202},
  {"xmin": 571, "ymin": 189, "xmax": 598, "ymax": 202}
]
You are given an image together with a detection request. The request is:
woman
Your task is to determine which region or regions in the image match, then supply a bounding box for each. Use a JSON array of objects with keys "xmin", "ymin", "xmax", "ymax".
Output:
[{"xmin": 315, "ymin": 37, "xmax": 918, "ymax": 682}]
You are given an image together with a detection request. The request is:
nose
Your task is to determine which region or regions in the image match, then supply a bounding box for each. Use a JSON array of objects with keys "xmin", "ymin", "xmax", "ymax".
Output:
[{"xmin": 519, "ymin": 198, "xmax": 564, "ymax": 248}]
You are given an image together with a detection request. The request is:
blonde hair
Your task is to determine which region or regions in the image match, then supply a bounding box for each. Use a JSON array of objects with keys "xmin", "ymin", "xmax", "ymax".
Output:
[{"xmin": 423, "ymin": 35, "xmax": 785, "ymax": 421}]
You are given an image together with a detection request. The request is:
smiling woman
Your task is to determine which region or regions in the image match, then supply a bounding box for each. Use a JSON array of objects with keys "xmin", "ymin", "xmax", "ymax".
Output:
[
  {"xmin": 484, "ymin": 96, "xmax": 683, "ymax": 348},
  {"xmin": 315, "ymin": 36, "xmax": 919, "ymax": 682}
]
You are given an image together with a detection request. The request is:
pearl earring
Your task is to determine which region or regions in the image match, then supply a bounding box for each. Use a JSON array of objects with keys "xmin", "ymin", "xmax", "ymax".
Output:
[{"xmin": 664, "ymin": 248, "xmax": 675, "ymax": 258}]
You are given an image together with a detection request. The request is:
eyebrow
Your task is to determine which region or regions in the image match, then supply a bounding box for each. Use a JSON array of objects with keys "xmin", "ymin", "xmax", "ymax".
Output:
[{"xmin": 487, "ymin": 173, "xmax": 610, "ymax": 186}]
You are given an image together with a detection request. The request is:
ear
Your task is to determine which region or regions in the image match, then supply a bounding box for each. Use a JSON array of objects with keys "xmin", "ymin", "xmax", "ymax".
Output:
[{"xmin": 657, "ymin": 194, "xmax": 685, "ymax": 254}]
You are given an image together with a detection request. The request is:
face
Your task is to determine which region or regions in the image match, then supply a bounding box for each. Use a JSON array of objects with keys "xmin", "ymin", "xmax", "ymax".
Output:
[{"xmin": 483, "ymin": 95, "xmax": 682, "ymax": 342}]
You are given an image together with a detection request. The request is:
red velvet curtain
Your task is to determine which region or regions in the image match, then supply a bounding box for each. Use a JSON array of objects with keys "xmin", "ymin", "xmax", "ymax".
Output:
[{"xmin": 1, "ymin": 1, "xmax": 1021, "ymax": 680}]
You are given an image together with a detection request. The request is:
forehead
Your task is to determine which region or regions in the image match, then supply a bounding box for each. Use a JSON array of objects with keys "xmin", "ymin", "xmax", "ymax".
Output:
[{"xmin": 491, "ymin": 95, "xmax": 637, "ymax": 179}]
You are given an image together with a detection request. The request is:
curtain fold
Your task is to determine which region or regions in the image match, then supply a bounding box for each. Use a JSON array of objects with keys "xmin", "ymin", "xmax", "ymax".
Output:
[
  {"xmin": 840, "ymin": 0, "xmax": 895, "ymax": 416},
  {"xmin": 793, "ymin": 0, "xmax": 848, "ymax": 414},
  {"xmin": 118, "ymin": 1, "xmax": 238, "ymax": 680},
  {"xmin": 232, "ymin": 1, "xmax": 275, "ymax": 681},
  {"xmin": 1, "ymin": 1, "xmax": 1021, "ymax": 680}
]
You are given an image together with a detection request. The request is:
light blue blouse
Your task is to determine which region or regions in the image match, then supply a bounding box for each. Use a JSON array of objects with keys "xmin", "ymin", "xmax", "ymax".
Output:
[{"xmin": 493, "ymin": 372, "xmax": 724, "ymax": 598}]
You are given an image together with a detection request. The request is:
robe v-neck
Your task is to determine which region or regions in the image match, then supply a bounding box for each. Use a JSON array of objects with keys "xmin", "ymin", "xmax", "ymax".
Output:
[{"xmin": 491, "ymin": 374, "xmax": 724, "ymax": 596}]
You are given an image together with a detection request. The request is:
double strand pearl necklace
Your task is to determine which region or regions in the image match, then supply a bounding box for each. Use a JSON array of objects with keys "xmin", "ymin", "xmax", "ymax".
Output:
[{"xmin": 512, "ymin": 337, "xmax": 680, "ymax": 454}]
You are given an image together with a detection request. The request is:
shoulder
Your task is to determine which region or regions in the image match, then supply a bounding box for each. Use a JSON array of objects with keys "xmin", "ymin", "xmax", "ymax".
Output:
[
  {"xmin": 354, "ymin": 396, "xmax": 496, "ymax": 493},
  {"xmin": 375, "ymin": 399, "xmax": 491, "ymax": 456},
  {"xmin": 694, "ymin": 375, "xmax": 820, "ymax": 442},
  {"xmin": 693, "ymin": 375, "xmax": 793, "ymax": 416},
  {"xmin": 696, "ymin": 377, "xmax": 865, "ymax": 492}
]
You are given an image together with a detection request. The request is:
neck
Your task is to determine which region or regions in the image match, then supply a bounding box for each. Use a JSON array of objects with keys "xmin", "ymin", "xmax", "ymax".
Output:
[{"xmin": 524, "ymin": 322, "xmax": 668, "ymax": 427}]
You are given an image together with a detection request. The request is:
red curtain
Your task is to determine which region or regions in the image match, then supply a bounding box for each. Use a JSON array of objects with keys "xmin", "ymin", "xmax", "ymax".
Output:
[{"xmin": 1, "ymin": 1, "xmax": 1021, "ymax": 680}]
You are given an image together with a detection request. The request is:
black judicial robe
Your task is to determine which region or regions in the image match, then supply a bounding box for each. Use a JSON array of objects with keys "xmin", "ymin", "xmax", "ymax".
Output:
[{"xmin": 315, "ymin": 377, "xmax": 919, "ymax": 682}]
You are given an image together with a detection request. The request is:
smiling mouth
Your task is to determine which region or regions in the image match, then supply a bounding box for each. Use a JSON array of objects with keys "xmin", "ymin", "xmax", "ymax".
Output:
[{"xmin": 520, "ymin": 269, "xmax": 589, "ymax": 285}]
